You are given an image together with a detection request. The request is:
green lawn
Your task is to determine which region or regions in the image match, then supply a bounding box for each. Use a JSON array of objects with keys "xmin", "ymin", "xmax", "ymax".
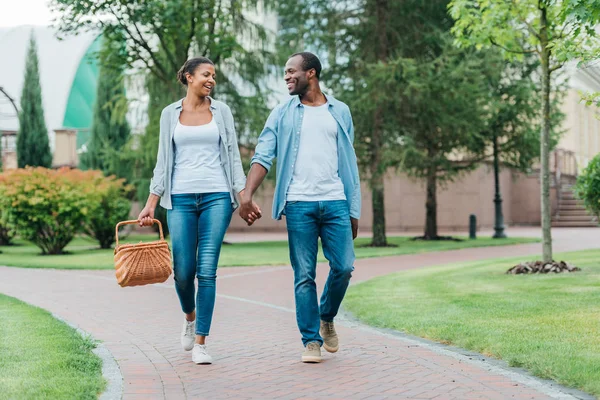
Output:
[
  {"xmin": 344, "ymin": 249, "xmax": 600, "ymax": 397},
  {"xmin": 0, "ymin": 235, "xmax": 538, "ymax": 269},
  {"xmin": 0, "ymin": 294, "xmax": 105, "ymax": 399}
]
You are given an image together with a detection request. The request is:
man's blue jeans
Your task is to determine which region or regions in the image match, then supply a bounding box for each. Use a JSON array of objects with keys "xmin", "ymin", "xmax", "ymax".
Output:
[
  {"xmin": 285, "ymin": 200, "xmax": 355, "ymax": 346},
  {"xmin": 167, "ymin": 192, "xmax": 233, "ymax": 336}
]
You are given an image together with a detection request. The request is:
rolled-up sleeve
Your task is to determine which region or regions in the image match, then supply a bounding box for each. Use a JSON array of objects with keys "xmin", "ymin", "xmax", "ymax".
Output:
[
  {"xmin": 347, "ymin": 110, "xmax": 362, "ymax": 219},
  {"xmin": 250, "ymin": 107, "xmax": 279, "ymax": 172},
  {"xmin": 149, "ymin": 109, "xmax": 169, "ymax": 197},
  {"xmin": 350, "ymin": 180, "xmax": 362, "ymax": 219},
  {"xmin": 225, "ymin": 105, "xmax": 247, "ymax": 193}
]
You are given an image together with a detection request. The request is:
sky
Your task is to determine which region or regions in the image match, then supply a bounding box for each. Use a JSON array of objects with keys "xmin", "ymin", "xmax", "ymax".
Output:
[{"xmin": 0, "ymin": 0, "xmax": 54, "ymax": 27}]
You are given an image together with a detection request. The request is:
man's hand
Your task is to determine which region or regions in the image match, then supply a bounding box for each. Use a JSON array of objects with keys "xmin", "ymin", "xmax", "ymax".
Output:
[
  {"xmin": 351, "ymin": 218, "xmax": 359, "ymax": 240},
  {"xmin": 239, "ymin": 192, "xmax": 262, "ymax": 226}
]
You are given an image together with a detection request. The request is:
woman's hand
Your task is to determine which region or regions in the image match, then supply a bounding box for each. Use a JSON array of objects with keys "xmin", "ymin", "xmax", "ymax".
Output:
[
  {"xmin": 238, "ymin": 190, "xmax": 262, "ymax": 226},
  {"xmin": 138, "ymin": 194, "xmax": 160, "ymax": 227},
  {"xmin": 138, "ymin": 206, "xmax": 155, "ymax": 227}
]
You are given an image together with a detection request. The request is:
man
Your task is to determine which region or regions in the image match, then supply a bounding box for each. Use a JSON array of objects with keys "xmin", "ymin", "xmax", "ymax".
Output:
[{"xmin": 239, "ymin": 52, "xmax": 361, "ymax": 363}]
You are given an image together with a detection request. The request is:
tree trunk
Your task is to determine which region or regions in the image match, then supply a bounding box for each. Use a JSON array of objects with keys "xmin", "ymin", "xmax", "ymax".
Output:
[
  {"xmin": 539, "ymin": 4, "xmax": 553, "ymax": 262},
  {"xmin": 370, "ymin": 161, "xmax": 387, "ymax": 246},
  {"xmin": 492, "ymin": 134, "xmax": 507, "ymax": 238},
  {"xmin": 369, "ymin": 0, "xmax": 390, "ymax": 247},
  {"xmin": 424, "ymin": 168, "xmax": 438, "ymax": 239}
]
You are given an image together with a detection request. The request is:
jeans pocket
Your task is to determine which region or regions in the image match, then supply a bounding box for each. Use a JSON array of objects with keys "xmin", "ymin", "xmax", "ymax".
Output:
[{"xmin": 283, "ymin": 201, "xmax": 299, "ymax": 215}]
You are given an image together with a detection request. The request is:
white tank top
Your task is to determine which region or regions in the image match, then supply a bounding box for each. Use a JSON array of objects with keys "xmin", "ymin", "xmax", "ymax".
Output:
[{"xmin": 171, "ymin": 119, "xmax": 229, "ymax": 194}]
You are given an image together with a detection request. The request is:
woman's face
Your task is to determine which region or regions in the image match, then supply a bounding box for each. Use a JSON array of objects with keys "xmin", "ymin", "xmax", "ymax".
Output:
[{"xmin": 186, "ymin": 63, "xmax": 216, "ymax": 97}]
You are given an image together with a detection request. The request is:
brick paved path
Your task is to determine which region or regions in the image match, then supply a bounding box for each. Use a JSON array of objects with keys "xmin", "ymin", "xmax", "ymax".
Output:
[{"xmin": 1, "ymin": 228, "xmax": 598, "ymax": 400}]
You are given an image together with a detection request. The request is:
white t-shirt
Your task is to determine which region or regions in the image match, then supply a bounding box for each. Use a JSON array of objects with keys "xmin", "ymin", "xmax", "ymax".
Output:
[
  {"xmin": 286, "ymin": 103, "xmax": 346, "ymax": 202},
  {"xmin": 171, "ymin": 119, "xmax": 229, "ymax": 194}
]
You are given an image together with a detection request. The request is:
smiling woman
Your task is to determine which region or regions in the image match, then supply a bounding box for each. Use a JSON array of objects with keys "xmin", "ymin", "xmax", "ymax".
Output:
[{"xmin": 134, "ymin": 56, "xmax": 259, "ymax": 365}]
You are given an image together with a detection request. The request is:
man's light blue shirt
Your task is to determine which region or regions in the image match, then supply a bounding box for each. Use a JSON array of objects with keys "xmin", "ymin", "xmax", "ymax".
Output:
[{"xmin": 251, "ymin": 95, "xmax": 361, "ymax": 220}]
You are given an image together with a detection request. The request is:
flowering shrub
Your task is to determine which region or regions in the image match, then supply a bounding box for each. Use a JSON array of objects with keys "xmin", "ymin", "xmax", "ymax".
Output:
[
  {"xmin": 0, "ymin": 167, "xmax": 95, "ymax": 254},
  {"xmin": 81, "ymin": 171, "xmax": 133, "ymax": 249},
  {"xmin": 0, "ymin": 167, "xmax": 132, "ymax": 254}
]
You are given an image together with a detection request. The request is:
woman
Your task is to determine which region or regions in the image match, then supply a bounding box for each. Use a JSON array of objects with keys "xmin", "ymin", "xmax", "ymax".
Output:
[{"xmin": 138, "ymin": 57, "xmax": 260, "ymax": 365}]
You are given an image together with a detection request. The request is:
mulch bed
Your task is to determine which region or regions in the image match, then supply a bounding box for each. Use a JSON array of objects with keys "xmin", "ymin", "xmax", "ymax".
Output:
[{"xmin": 506, "ymin": 260, "xmax": 581, "ymax": 274}]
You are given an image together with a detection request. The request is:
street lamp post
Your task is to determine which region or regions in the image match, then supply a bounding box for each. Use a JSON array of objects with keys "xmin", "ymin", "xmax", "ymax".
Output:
[{"xmin": 493, "ymin": 134, "xmax": 507, "ymax": 238}]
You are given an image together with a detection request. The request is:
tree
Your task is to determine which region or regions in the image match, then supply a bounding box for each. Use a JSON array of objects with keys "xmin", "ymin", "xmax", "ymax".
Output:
[
  {"xmin": 51, "ymin": 0, "xmax": 276, "ymax": 141},
  {"xmin": 397, "ymin": 41, "xmax": 492, "ymax": 239},
  {"xmin": 481, "ymin": 55, "xmax": 565, "ymax": 238},
  {"xmin": 277, "ymin": 0, "xmax": 454, "ymax": 246},
  {"xmin": 80, "ymin": 38, "xmax": 131, "ymax": 176},
  {"xmin": 449, "ymin": 0, "xmax": 600, "ymax": 262},
  {"xmin": 17, "ymin": 33, "xmax": 52, "ymax": 168},
  {"xmin": 276, "ymin": 0, "xmax": 391, "ymax": 246}
]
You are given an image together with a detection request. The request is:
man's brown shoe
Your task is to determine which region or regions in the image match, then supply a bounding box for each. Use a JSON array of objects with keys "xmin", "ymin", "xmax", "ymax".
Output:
[
  {"xmin": 301, "ymin": 342, "xmax": 322, "ymax": 363},
  {"xmin": 320, "ymin": 320, "xmax": 339, "ymax": 353}
]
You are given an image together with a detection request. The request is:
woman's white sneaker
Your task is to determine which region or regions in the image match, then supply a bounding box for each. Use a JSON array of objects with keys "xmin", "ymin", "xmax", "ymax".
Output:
[
  {"xmin": 181, "ymin": 319, "xmax": 195, "ymax": 351},
  {"xmin": 192, "ymin": 344, "xmax": 213, "ymax": 364}
]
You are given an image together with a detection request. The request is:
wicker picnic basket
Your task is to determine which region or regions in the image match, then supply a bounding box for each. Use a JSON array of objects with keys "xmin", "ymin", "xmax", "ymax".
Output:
[{"xmin": 114, "ymin": 219, "xmax": 172, "ymax": 287}]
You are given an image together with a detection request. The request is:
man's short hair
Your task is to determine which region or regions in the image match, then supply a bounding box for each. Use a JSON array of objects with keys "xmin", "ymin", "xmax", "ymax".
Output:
[{"xmin": 290, "ymin": 52, "xmax": 322, "ymax": 80}]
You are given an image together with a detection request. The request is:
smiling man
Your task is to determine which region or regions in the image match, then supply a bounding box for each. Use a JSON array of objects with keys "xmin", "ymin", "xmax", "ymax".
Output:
[{"xmin": 239, "ymin": 52, "xmax": 361, "ymax": 363}]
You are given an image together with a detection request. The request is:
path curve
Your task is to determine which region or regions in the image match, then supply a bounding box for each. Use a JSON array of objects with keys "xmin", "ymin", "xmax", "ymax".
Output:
[{"xmin": 1, "ymin": 228, "xmax": 598, "ymax": 400}]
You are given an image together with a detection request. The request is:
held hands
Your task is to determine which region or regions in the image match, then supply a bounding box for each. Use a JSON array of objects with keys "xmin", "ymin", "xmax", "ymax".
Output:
[
  {"xmin": 351, "ymin": 218, "xmax": 359, "ymax": 240},
  {"xmin": 239, "ymin": 192, "xmax": 262, "ymax": 226}
]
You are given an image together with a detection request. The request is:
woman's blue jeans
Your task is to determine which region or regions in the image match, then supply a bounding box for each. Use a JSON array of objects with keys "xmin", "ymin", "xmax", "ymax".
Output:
[{"xmin": 167, "ymin": 192, "xmax": 233, "ymax": 336}]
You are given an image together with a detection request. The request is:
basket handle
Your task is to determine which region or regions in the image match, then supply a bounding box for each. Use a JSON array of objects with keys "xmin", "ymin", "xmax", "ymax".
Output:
[{"xmin": 115, "ymin": 219, "xmax": 164, "ymax": 247}]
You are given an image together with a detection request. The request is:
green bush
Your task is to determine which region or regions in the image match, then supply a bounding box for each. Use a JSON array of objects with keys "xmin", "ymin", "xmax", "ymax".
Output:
[
  {"xmin": 0, "ymin": 168, "xmax": 95, "ymax": 254},
  {"xmin": 0, "ymin": 168, "xmax": 133, "ymax": 254},
  {"xmin": 575, "ymin": 154, "xmax": 600, "ymax": 221},
  {"xmin": 0, "ymin": 222, "xmax": 16, "ymax": 246},
  {"xmin": 83, "ymin": 173, "xmax": 133, "ymax": 249}
]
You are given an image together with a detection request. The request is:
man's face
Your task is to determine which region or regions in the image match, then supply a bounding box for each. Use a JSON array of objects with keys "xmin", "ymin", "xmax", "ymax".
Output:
[{"xmin": 284, "ymin": 55, "xmax": 310, "ymax": 96}]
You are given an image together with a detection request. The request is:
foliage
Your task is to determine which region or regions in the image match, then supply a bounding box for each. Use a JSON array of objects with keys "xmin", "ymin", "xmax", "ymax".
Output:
[
  {"xmin": 80, "ymin": 38, "xmax": 131, "ymax": 177},
  {"xmin": 449, "ymin": 0, "xmax": 600, "ymax": 262},
  {"xmin": 481, "ymin": 55, "xmax": 567, "ymax": 183},
  {"xmin": 50, "ymin": 0, "xmax": 276, "ymax": 143},
  {"xmin": 276, "ymin": 0, "xmax": 454, "ymax": 245},
  {"xmin": 0, "ymin": 168, "xmax": 94, "ymax": 254},
  {"xmin": 449, "ymin": 0, "xmax": 600, "ymax": 63},
  {"xmin": 0, "ymin": 223, "xmax": 15, "ymax": 246},
  {"xmin": 16, "ymin": 33, "xmax": 52, "ymax": 168},
  {"xmin": 82, "ymin": 172, "xmax": 133, "ymax": 249},
  {"xmin": 0, "ymin": 168, "xmax": 130, "ymax": 254},
  {"xmin": 276, "ymin": 0, "xmax": 547, "ymax": 242},
  {"xmin": 575, "ymin": 155, "xmax": 600, "ymax": 221}
]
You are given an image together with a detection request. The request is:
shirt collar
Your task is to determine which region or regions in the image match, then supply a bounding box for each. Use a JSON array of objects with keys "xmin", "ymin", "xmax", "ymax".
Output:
[
  {"xmin": 293, "ymin": 94, "xmax": 335, "ymax": 108},
  {"xmin": 175, "ymin": 96, "xmax": 216, "ymax": 110}
]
